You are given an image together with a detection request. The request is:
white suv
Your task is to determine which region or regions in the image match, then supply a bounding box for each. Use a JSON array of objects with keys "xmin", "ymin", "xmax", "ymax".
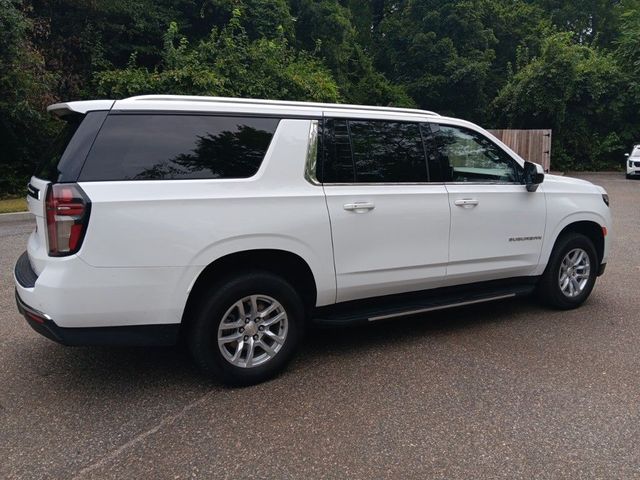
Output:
[
  {"xmin": 626, "ymin": 145, "xmax": 640, "ymax": 178},
  {"xmin": 14, "ymin": 95, "xmax": 612, "ymax": 385}
]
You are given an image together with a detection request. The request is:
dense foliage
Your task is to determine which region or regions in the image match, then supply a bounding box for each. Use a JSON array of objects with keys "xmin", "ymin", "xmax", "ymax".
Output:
[{"xmin": 1, "ymin": 0, "xmax": 639, "ymax": 195}]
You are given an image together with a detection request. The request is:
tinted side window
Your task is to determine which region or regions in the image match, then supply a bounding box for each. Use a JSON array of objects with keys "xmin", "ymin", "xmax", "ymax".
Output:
[
  {"xmin": 35, "ymin": 111, "xmax": 108, "ymax": 182},
  {"xmin": 80, "ymin": 115, "xmax": 279, "ymax": 181},
  {"xmin": 320, "ymin": 118, "xmax": 427, "ymax": 183},
  {"xmin": 349, "ymin": 120, "xmax": 427, "ymax": 183},
  {"xmin": 425, "ymin": 124, "xmax": 521, "ymax": 183},
  {"xmin": 320, "ymin": 118, "xmax": 355, "ymax": 183}
]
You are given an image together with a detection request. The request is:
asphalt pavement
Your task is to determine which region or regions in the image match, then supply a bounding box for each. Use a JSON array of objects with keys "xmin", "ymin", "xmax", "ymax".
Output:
[{"xmin": 1, "ymin": 173, "xmax": 639, "ymax": 479}]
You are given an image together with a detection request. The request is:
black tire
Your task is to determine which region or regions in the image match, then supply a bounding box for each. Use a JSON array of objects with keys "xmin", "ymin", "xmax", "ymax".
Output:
[
  {"xmin": 626, "ymin": 174, "xmax": 632, "ymax": 179},
  {"xmin": 537, "ymin": 232, "xmax": 599, "ymax": 310},
  {"xmin": 188, "ymin": 271, "xmax": 304, "ymax": 386}
]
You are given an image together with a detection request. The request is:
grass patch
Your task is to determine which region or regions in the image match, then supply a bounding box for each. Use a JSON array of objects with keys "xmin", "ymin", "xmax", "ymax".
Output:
[{"xmin": 0, "ymin": 197, "xmax": 28, "ymax": 214}]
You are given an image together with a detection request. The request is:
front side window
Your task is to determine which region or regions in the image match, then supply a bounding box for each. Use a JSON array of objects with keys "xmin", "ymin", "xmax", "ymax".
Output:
[
  {"xmin": 79, "ymin": 114, "xmax": 279, "ymax": 181},
  {"xmin": 425, "ymin": 124, "xmax": 521, "ymax": 183},
  {"xmin": 320, "ymin": 118, "xmax": 428, "ymax": 183}
]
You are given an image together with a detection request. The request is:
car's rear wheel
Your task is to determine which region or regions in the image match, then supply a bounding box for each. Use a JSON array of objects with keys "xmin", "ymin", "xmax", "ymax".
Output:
[
  {"xmin": 537, "ymin": 232, "xmax": 598, "ymax": 309},
  {"xmin": 188, "ymin": 271, "xmax": 303, "ymax": 386}
]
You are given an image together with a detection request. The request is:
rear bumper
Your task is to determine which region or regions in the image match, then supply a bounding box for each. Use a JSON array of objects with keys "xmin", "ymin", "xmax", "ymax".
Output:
[
  {"xmin": 14, "ymin": 251, "xmax": 182, "ymax": 346},
  {"xmin": 14, "ymin": 247, "xmax": 192, "ymax": 329},
  {"xmin": 15, "ymin": 289, "xmax": 179, "ymax": 346}
]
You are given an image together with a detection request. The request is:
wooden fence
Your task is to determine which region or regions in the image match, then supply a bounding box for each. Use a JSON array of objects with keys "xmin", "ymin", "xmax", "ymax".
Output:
[{"xmin": 489, "ymin": 129, "xmax": 552, "ymax": 172}]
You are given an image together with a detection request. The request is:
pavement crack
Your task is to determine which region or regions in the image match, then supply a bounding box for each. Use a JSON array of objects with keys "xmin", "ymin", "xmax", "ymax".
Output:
[{"xmin": 71, "ymin": 392, "xmax": 213, "ymax": 479}]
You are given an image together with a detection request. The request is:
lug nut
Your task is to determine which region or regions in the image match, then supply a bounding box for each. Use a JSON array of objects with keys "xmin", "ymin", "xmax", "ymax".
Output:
[
  {"xmin": 245, "ymin": 318, "xmax": 250, "ymax": 324},
  {"xmin": 244, "ymin": 335, "xmax": 249, "ymax": 341},
  {"xmin": 239, "ymin": 327, "xmax": 244, "ymax": 333},
  {"xmin": 253, "ymin": 334, "xmax": 259, "ymax": 340},
  {"xmin": 258, "ymin": 325, "xmax": 264, "ymax": 331}
]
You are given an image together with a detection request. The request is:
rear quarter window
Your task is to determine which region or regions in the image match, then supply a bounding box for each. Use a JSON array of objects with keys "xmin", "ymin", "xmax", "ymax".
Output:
[
  {"xmin": 79, "ymin": 114, "xmax": 279, "ymax": 181},
  {"xmin": 35, "ymin": 111, "xmax": 108, "ymax": 182}
]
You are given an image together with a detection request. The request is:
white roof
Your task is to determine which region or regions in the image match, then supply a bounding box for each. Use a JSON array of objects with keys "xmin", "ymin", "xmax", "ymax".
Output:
[{"xmin": 48, "ymin": 95, "xmax": 440, "ymax": 120}]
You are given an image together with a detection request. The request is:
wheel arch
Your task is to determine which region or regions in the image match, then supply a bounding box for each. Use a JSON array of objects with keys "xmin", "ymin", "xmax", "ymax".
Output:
[
  {"xmin": 180, "ymin": 249, "xmax": 318, "ymax": 332},
  {"xmin": 552, "ymin": 220, "xmax": 605, "ymax": 265}
]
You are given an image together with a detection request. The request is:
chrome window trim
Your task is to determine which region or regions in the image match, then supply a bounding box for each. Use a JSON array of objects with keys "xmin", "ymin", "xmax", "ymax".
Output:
[
  {"xmin": 322, "ymin": 182, "xmax": 444, "ymax": 186},
  {"xmin": 443, "ymin": 181, "xmax": 524, "ymax": 186},
  {"xmin": 304, "ymin": 120, "xmax": 321, "ymax": 186},
  {"xmin": 320, "ymin": 181, "xmax": 524, "ymax": 187}
]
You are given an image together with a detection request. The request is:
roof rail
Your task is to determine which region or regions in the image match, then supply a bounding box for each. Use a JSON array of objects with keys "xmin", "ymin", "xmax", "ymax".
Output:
[{"xmin": 126, "ymin": 95, "xmax": 440, "ymax": 117}]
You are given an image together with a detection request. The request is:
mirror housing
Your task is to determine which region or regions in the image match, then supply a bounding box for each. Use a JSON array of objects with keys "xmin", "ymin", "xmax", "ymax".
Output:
[{"xmin": 523, "ymin": 161, "xmax": 544, "ymax": 192}]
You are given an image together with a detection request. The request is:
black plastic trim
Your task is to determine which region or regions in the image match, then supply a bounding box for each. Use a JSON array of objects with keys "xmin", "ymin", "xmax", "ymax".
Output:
[
  {"xmin": 598, "ymin": 262, "xmax": 607, "ymax": 276},
  {"xmin": 27, "ymin": 184, "xmax": 40, "ymax": 200},
  {"xmin": 14, "ymin": 251, "xmax": 38, "ymax": 288},
  {"xmin": 15, "ymin": 290, "xmax": 179, "ymax": 346}
]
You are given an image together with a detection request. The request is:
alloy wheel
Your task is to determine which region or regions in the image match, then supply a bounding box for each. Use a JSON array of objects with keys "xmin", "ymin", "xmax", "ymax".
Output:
[{"xmin": 217, "ymin": 294, "xmax": 288, "ymax": 368}]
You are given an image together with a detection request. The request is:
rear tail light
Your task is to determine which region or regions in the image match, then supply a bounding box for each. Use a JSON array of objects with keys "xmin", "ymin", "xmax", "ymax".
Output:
[{"xmin": 45, "ymin": 183, "xmax": 91, "ymax": 256}]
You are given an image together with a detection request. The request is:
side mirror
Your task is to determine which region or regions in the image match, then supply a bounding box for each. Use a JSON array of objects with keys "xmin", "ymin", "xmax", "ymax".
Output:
[{"xmin": 523, "ymin": 161, "xmax": 544, "ymax": 192}]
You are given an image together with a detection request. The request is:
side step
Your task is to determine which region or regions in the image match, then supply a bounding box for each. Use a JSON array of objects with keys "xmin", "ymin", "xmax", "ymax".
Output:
[{"xmin": 311, "ymin": 279, "xmax": 536, "ymax": 327}]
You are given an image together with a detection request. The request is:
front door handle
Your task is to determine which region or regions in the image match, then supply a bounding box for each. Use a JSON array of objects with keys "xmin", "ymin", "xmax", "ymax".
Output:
[
  {"xmin": 343, "ymin": 202, "xmax": 375, "ymax": 212},
  {"xmin": 454, "ymin": 198, "xmax": 479, "ymax": 207}
]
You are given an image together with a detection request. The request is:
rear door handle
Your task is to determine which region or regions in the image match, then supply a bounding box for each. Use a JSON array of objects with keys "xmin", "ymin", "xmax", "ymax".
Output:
[
  {"xmin": 454, "ymin": 198, "xmax": 479, "ymax": 207},
  {"xmin": 343, "ymin": 202, "xmax": 375, "ymax": 212}
]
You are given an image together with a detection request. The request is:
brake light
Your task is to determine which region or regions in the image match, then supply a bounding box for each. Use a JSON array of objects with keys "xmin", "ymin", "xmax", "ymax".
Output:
[{"xmin": 45, "ymin": 183, "xmax": 91, "ymax": 256}]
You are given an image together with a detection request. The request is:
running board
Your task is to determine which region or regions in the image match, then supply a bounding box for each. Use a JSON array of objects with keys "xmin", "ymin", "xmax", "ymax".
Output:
[
  {"xmin": 311, "ymin": 279, "xmax": 536, "ymax": 327},
  {"xmin": 367, "ymin": 293, "xmax": 516, "ymax": 321}
]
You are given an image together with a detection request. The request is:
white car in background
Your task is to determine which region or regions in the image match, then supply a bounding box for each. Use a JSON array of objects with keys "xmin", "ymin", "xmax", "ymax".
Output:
[
  {"xmin": 14, "ymin": 95, "xmax": 612, "ymax": 385},
  {"xmin": 626, "ymin": 145, "xmax": 640, "ymax": 179}
]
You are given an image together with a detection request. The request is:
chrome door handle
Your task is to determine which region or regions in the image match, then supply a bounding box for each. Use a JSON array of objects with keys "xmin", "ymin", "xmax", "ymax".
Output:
[
  {"xmin": 343, "ymin": 202, "xmax": 375, "ymax": 212},
  {"xmin": 454, "ymin": 198, "xmax": 479, "ymax": 207}
]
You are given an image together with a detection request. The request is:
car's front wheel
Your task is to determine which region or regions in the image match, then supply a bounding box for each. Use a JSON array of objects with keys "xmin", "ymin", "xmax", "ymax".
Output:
[
  {"xmin": 188, "ymin": 271, "xmax": 303, "ymax": 385},
  {"xmin": 537, "ymin": 233, "xmax": 599, "ymax": 309}
]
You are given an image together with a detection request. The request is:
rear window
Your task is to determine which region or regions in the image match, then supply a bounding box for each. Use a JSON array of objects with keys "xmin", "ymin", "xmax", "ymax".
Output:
[{"xmin": 79, "ymin": 115, "xmax": 279, "ymax": 181}]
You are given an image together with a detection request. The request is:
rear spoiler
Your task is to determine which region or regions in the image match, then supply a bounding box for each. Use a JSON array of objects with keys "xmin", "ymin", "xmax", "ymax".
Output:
[{"xmin": 47, "ymin": 100, "xmax": 114, "ymax": 118}]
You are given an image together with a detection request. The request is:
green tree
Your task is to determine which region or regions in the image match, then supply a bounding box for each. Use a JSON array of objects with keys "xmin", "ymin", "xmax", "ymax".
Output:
[
  {"xmin": 494, "ymin": 33, "xmax": 628, "ymax": 169},
  {"xmin": 371, "ymin": 0, "xmax": 502, "ymax": 121},
  {"xmin": 536, "ymin": 0, "xmax": 622, "ymax": 46},
  {"xmin": 95, "ymin": 13, "xmax": 339, "ymax": 102},
  {"xmin": 0, "ymin": 0, "xmax": 56, "ymax": 195},
  {"xmin": 290, "ymin": 0, "xmax": 413, "ymax": 106}
]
